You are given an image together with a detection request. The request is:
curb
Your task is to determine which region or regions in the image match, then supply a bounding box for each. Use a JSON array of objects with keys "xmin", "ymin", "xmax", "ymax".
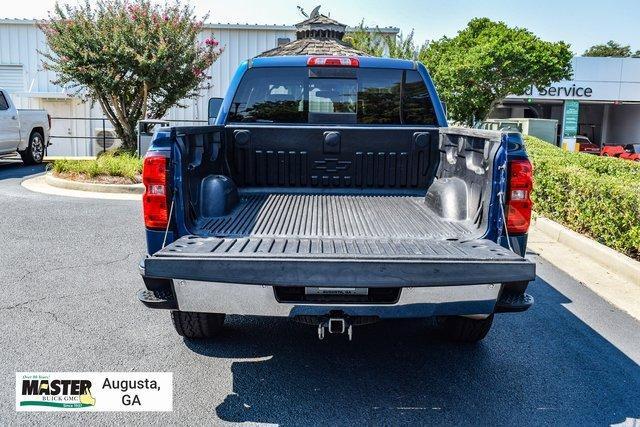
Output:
[
  {"xmin": 45, "ymin": 173, "xmax": 144, "ymax": 195},
  {"xmin": 533, "ymin": 216, "xmax": 640, "ymax": 286},
  {"xmin": 44, "ymin": 156, "xmax": 97, "ymax": 161}
]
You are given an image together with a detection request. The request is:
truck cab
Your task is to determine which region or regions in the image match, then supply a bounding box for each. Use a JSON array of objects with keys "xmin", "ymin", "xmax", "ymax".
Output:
[{"xmin": 138, "ymin": 56, "xmax": 535, "ymax": 343}]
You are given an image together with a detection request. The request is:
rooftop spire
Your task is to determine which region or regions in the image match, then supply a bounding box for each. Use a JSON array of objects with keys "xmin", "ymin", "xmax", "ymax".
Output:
[
  {"xmin": 257, "ymin": 6, "xmax": 366, "ymax": 57},
  {"xmin": 295, "ymin": 6, "xmax": 347, "ymax": 40}
]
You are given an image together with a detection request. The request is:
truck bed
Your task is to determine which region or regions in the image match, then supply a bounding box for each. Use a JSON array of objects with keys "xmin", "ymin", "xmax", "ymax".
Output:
[
  {"xmin": 195, "ymin": 192, "xmax": 475, "ymax": 240},
  {"xmin": 145, "ymin": 192, "xmax": 535, "ymax": 287}
]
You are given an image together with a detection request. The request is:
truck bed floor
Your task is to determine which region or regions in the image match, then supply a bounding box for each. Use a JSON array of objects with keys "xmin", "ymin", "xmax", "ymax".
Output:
[{"xmin": 197, "ymin": 193, "xmax": 475, "ymax": 240}]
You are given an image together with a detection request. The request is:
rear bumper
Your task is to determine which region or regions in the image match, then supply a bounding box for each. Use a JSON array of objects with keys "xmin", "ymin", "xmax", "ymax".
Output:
[
  {"xmin": 139, "ymin": 254, "xmax": 534, "ymax": 317},
  {"xmin": 141, "ymin": 277, "xmax": 502, "ymax": 318}
]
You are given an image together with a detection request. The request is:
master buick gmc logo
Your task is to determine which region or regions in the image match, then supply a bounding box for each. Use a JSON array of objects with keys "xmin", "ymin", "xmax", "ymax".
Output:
[{"xmin": 20, "ymin": 377, "xmax": 96, "ymax": 409}]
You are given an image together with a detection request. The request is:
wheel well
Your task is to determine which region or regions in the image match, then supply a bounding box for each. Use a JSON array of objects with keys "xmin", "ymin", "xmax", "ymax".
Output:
[{"xmin": 30, "ymin": 127, "xmax": 44, "ymax": 139}]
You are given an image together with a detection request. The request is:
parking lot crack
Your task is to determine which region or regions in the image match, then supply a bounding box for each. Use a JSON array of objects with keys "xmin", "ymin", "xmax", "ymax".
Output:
[
  {"xmin": 4, "ymin": 304, "xmax": 84, "ymax": 333},
  {"xmin": 0, "ymin": 296, "xmax": 50, "ymax": 311},
  {"xmin": 11, "ymin": 252, "xmax": 137, "ymax": 285},
  {"xmin": 0, "ymin": 288, "xmax": 112, "ymax": 312}
]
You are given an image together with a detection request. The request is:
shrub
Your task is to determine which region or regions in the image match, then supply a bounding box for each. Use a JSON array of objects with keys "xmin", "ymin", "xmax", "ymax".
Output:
[
  {"xmin": 39, "ymin": 0, "xmax": 223, "ymax": 150},
  {"xmin": 51, "ymin": 153, "xmax": 143, "ymax": 183},
  {"xmin": 525, "ymin": 136, "xmax": 640, "ymax": 260}
]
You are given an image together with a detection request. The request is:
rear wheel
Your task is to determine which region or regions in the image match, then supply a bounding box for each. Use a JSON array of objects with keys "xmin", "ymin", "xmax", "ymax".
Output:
[
  {"xmin": 436, "ymin": 314, "xmax": 494, "ymax": 343},
  {"xmin": 502, "ymin": 280, "xmax": 529, "ymax": 295},
  {"xmin": 171, "ymin": 311, "xmax": 225, "ymax": 339},
  {"xmin": 19, "ymin": 131, "xmax": 45, "ymax": 165}
]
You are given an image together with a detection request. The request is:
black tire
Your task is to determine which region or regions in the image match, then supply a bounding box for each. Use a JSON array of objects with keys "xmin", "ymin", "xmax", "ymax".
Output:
[
  {"xmin": 436, "ymin": 314, "xmax": 494, "ymax": 343},
  {"xmin": 502, "ymin": 281, "xmax": 529, "ymax": 295},
  {"xmin": 171, "ymin": 311, "xmax": 225, "ymax": 339},
  {"xmin": 19, "ymin": 130, "xmax": 45, "ymax": 165}
]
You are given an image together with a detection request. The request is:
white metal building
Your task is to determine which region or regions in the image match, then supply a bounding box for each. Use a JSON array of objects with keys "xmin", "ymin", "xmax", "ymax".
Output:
[{"xmin": 0, "ymin": 18, "xmax": 398, "ymax": 155}]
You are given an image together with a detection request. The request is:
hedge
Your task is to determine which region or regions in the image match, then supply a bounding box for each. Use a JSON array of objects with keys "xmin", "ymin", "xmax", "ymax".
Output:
[
  {"xmin": 525, "ymin": 136, "xmax": 640, "ymax": 260},
  {"xmin": 51, "ymin": 152, "xmax": 143, "ymax": 183}
]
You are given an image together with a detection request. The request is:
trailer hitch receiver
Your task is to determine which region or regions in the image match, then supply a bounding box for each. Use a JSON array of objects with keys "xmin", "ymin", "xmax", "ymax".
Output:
[{"xmin": 318, "ymin": 317, "xmax": 353, "ymax": 341}]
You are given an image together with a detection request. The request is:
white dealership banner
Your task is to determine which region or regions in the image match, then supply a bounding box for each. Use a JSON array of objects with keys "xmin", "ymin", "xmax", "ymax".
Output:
[{"xmin": 16, "ymin": 372, "xmax": 172, "ymax": 412}]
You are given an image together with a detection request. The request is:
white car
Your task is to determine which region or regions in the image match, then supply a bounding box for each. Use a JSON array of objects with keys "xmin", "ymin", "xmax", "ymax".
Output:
[{"xmin": 0, "ymin": 88, "xmax": 50, "ymax": 164}]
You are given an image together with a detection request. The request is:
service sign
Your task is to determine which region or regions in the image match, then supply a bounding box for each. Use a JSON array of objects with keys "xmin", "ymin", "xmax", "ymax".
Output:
[
  {"xmin": 507, "ymin": 81, "xmax": 623, "ymax": 101},
  {"xmin": 16, "ymin": 372, "xmax": 172, "ymax": 412}
]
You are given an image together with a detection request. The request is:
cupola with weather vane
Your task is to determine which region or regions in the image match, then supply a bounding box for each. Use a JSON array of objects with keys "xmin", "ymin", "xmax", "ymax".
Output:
[{"xmin": 258, "ymin": 6, "xmax": 367, "ymax": 57}]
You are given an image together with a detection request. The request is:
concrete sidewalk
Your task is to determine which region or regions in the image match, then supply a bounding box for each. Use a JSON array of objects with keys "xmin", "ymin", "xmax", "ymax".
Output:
[{"xmin": 528, "ymin": 219, "xmax": 640, "ymax": 321}]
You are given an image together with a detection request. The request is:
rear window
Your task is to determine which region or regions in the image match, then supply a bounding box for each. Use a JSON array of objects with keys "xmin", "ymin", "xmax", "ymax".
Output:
[{"xmin": 227, "ymin": 67, "xmax": 437, "ymax": 125}]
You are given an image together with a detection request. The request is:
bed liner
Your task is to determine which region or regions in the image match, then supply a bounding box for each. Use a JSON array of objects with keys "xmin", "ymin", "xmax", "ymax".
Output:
[{"xmin": 195, "ymin": 192, "xmax": 475, "ymax": 240}]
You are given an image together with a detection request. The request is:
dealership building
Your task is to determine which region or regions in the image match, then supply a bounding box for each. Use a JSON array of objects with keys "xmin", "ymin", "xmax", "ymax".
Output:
[{"xmin": 493, "ymin": 56, "xmax": 640, "ymax": 146}]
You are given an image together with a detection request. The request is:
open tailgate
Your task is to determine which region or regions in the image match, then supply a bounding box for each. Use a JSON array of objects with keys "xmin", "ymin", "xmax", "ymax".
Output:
[{"xmin": 144, "ymin": 235, "xmax": 535, "ymax": 287}]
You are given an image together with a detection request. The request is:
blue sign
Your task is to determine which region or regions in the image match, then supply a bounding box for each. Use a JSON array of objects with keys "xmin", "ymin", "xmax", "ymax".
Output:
[{"xmin": 562, "ymin": 100, "xmax": 580, "ymax": 138}]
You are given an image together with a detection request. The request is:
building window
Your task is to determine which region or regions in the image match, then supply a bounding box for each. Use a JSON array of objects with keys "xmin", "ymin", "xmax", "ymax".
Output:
[
  {"xmin": 0, "ymin": 64, "xmax": 24, "ymax": 93},
  {"xmin": 277, "ymin": 37, "xmax": 290, "ymax": 47}
]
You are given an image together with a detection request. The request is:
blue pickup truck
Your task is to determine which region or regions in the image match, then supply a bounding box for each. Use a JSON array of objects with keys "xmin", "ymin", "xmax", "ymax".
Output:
[{"xmin": 138, "ymin": 55, "xmax": 536, "ymax": 343}]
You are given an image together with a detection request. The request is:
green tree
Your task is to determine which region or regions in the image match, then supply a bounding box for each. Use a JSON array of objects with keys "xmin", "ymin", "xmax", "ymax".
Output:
[
  {"xmin": 385, "ymin": 30, "xmax": 427, "ymax": 60},
  {"xmin": 420, "ymin": 18, "xmax": 573, "ymax": 125},
  {"xmin": 345, "ymin": 20, "xmax": 427, "ymax": 60},
  {"xmin": 344, "ymin": 20, "xmax": 385, "ymax": 57},
  {"xmin": 583, "ymin": 40, "xmax": 633, "ymax": 57},
  {"xmin": 39, "ymin": 0, "xmax": 223, "ymax": 150}
]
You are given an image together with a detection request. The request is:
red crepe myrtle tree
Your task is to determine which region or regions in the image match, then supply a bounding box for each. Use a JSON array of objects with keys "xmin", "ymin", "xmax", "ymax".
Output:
[{"xmin": 39, "ymin": 0, "xmax": 223, "ymax": 151}]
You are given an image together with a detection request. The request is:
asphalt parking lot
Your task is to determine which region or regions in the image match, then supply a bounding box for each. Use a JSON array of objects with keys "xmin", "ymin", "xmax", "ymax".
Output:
[{"xmin": 1, "ymin": 160, "xmax": 640, "ymax": 425}]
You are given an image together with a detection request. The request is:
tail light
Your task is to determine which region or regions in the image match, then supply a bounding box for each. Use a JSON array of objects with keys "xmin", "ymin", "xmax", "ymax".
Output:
[
  {"xmin": 307, "ymin": 56, "xmax": 359, "ymax": 67},
  {"xmin": 506, "ymin": 159, "xmax": 533, "ymax": 234},
  {"xmin": 47, "ymin": 114, "xmax": 51, "ymax": 129},
  {"xmin": 142, "ymin": 153, "xmax": 170, "ymax": 230}
]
